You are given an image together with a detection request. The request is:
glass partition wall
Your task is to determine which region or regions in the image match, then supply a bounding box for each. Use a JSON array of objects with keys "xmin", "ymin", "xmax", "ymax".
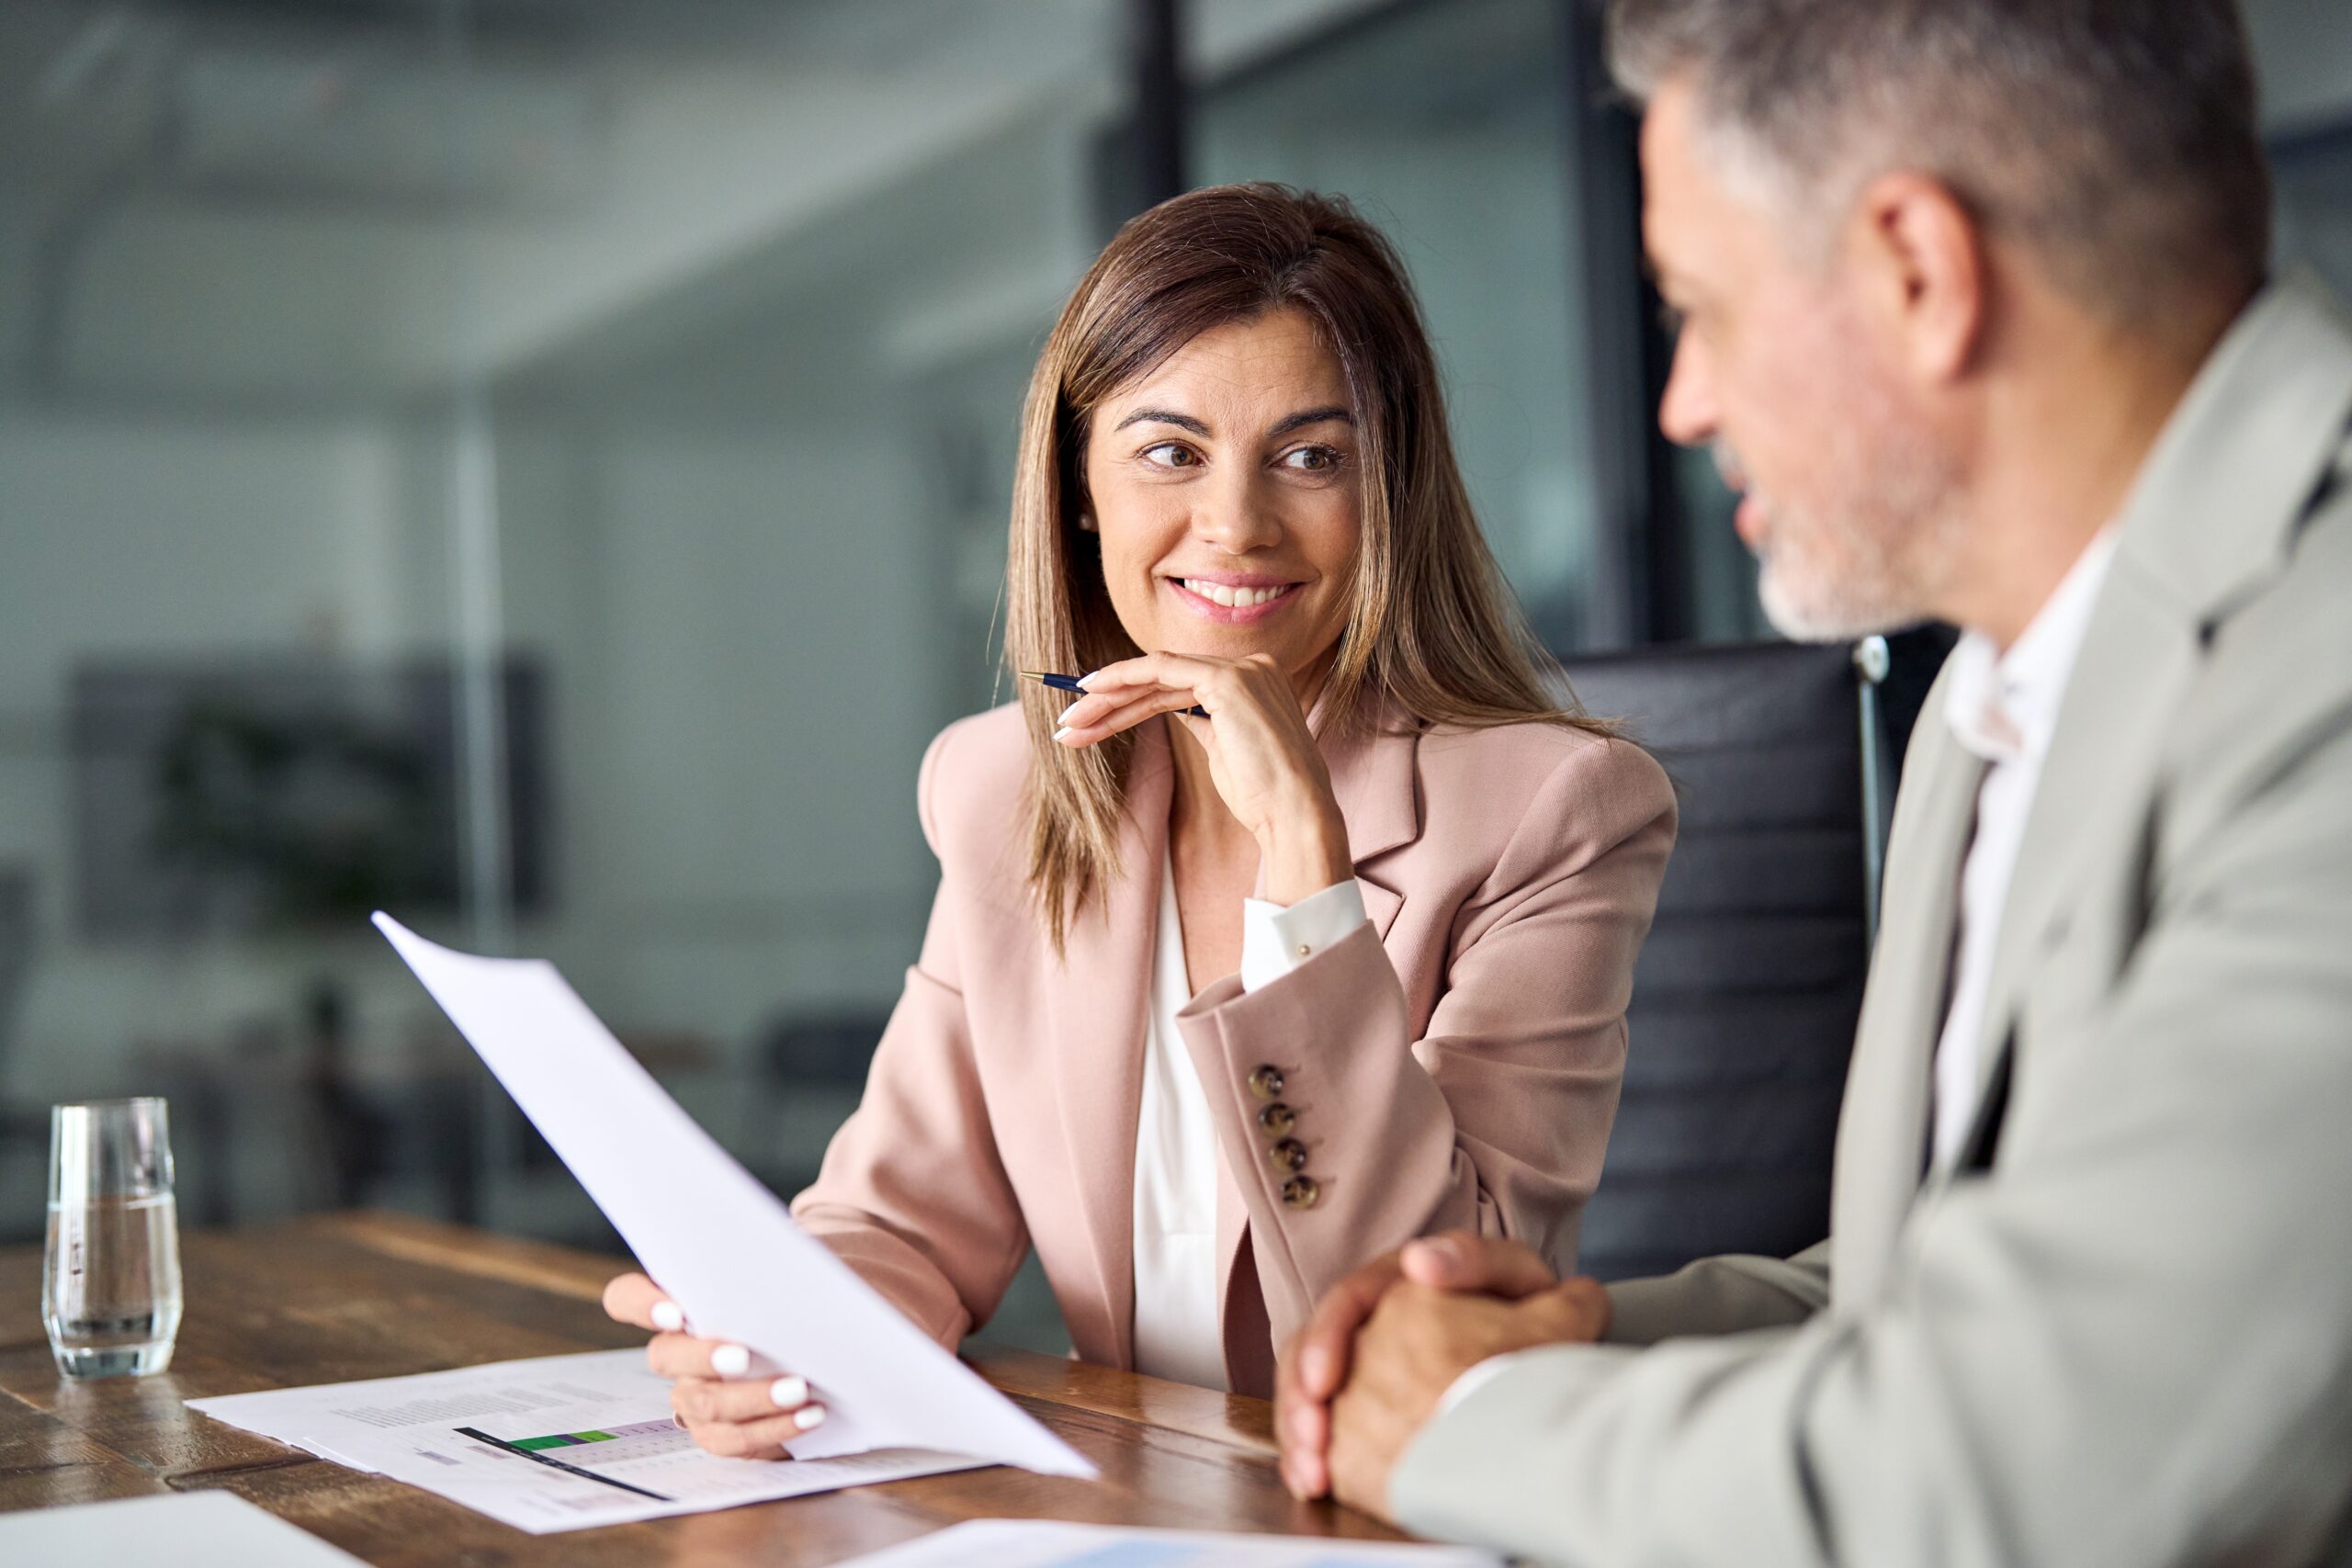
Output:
[
  {"xmin": 0, "ymin": 0, "xmax": 1142, "ymax": 1257},
  {"xmin": 2, "ymin": 1, "xmax": 486, "ymax": 1236}
]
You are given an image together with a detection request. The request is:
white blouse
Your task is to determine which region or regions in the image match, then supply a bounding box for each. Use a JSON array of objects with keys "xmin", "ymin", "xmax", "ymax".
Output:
[{"xmin": 1128, "ymin": 853, "xmax": 1367, "ymax": 1390}]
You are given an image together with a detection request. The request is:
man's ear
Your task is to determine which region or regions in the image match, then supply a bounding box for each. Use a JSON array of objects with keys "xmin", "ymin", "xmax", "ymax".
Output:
[{"xmin": 1848, "ymin": 170, "xmax": 1986, "ymax": 384}]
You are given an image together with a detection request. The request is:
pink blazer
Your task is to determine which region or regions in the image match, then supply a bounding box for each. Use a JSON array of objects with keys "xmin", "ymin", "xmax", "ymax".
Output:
[{"xmin": 791, "ymin": 699, "xmax": 1675, "ymax": 1396}]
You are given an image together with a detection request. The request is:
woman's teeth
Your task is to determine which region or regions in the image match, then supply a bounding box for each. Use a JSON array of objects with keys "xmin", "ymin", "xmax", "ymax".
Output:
[{"xmin": 1182, "ymin": 579, "xmax": 1293, "ymax": 608}]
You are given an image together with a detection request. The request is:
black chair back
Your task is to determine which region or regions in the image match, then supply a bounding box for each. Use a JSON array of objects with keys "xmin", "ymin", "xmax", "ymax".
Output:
[{"xmin": 1560, "ymin": 640, "xmax": 1883, "ymax": 1282}]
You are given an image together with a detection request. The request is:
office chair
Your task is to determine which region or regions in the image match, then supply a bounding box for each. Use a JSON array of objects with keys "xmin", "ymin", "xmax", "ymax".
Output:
[{"xmin": 1560, "ymin": 638, "xmax": 1895, "ymax": 1282}]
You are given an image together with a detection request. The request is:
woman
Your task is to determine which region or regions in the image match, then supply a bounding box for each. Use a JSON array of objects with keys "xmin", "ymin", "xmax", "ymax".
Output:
[{"xmin": 605, "ymin": 184, "xmax": 1675, "ymax": 1455}]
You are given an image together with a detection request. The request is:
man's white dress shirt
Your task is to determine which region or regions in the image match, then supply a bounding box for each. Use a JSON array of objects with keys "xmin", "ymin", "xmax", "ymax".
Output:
[
  {"xmin": 1129, "ymin": 858, "xmax": 1367, "ymax": 1389},
  {"xmin": 1930, "ymin": 527, "xmax": 2116, "ymax": 1166}
]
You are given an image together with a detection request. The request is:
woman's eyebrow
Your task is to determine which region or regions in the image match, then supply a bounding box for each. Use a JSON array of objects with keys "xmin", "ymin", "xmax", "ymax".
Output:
[
  {"xmin": 1267, "ymin": 405, "xmax": 1352, "ymax": 439},
  {"xmin": 1113, "ymin": 407, "xmax": 1210, "ymax": 435}
]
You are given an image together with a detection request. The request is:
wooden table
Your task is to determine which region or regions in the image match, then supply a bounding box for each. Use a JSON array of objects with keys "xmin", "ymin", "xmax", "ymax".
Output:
[{"xmin": 0, "ymin": 1213, "xmax": 1410, "ymax": 1564}]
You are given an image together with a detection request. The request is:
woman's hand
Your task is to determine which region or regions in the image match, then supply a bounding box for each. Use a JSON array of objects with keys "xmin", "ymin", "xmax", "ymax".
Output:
[
  {"xmin": 1053, "ymin": 651, "xmax": 1351, "ymax": 903},
  {"xmin": 602, "ymin": 1271, "xmax": 827, "ymax": 1459}
]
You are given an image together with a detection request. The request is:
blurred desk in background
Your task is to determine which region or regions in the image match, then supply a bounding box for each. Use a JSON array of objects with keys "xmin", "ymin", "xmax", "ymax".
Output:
[
  {"xmin": 120, "ymin": 1026, "xmax": 736, "ymax": 1246},
  {"xmin": 0, "ymin": 1213, "xmax": 1406, "ymax": 1565}
]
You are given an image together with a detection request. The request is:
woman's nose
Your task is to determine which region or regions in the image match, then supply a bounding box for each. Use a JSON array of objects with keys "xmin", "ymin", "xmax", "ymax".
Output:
[{"xmin": 1190, "ymin": 470, "xmax": 1283, "ymax": 554}]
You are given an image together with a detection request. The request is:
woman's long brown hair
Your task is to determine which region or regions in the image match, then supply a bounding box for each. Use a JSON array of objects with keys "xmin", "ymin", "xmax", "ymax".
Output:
[{"xmin": 1008, "ymin": 183, "xmax": 1605, "ymax": 953}]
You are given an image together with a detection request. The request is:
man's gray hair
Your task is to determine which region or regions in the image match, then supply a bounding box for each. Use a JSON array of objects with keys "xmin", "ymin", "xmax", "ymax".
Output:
[{"xmin": 1604, "ymin": 0, "xmax": 2272, "ymax": 327}]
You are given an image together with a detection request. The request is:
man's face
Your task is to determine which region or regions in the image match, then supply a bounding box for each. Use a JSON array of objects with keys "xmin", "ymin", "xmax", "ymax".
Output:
[{"xmin": 1641, "ymin": 79, "xmax": 1964, "ymax": 641}]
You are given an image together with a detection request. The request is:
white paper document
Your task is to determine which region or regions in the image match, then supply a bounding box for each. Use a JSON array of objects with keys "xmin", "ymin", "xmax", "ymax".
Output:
[
  {"xmin": 189, "ymin": 1348, "xmax": 983, "ymax": 1534},
  {"xmin": 830, "ymin": 1520, "xmax": 1506, "ymax": 1567},
  {"xmin": 0, "ymin": 1491, "xmax": 370, "ymax": 1565},
  {"xmin": 367, "ymin": 912, "xmax": 1093, "ymax": 1483}
]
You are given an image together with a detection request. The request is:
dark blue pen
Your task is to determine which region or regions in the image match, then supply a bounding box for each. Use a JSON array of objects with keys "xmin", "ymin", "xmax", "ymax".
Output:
[{"xmin": 1021, "ymin": 671, "xmax": 1210, "ymax": 719}]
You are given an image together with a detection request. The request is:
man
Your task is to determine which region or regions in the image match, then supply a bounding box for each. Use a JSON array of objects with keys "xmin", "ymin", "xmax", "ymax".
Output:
[{"xmin": 1274, "ymin": 2, "xmax": 2352, "ymax": 1563}]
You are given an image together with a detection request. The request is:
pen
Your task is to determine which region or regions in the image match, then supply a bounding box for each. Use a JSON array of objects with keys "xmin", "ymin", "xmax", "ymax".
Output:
[
  {"xmin": 455, "ymin": 1426, "xmax": 675, "ymax": 1503},
  {"xmin": 1019, "ymin": 671, "xmax": 1209, "ymax": 719}
]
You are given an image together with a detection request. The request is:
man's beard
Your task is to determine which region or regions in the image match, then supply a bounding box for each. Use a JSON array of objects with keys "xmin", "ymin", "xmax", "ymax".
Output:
[{"xmin": 1720, "ymin": 423, "xmax": 1965, "ymax": 644}]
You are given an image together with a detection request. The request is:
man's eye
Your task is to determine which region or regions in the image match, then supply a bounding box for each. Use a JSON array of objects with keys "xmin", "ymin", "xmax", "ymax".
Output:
[{"xmin": 1143, "ymin": 443, "xmax": 1199, "ymax": 468}]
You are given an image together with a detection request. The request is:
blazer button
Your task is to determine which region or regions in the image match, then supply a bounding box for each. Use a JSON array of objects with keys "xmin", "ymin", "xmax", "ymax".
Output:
[
  {"xmin": 1256, "ymin": 1102, "xmax": 1295, "ymax": 1138},
  {"xmin": 1267, "ymin": 1137, "xmax": 1307, "ymax": 1173},
  {"xmin": 1248, "ymin": 1065, "xmax": 1285, "ymax": 1100},
  {"xmin": 1281, "ymin": 1175, "xmax": 1320, "ymax": 1210}
]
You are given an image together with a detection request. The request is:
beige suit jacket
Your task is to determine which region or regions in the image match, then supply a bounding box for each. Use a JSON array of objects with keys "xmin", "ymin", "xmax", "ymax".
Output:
[
  {"xmin": 1393, "ymin": 274, "xmax": 2352, "ymax": 1566},
  {"xmin": 791, "ymin": 698, "xmax": 1674, "ymax": 1396}
]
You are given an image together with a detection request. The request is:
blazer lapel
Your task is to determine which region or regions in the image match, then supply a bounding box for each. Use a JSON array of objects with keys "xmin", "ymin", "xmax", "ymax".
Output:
[
  {"xmin": 1053, "ymin": 722, "xmax": 1171, "ymax": 1370},
  {"xmin": 1316, "ymin": 698, "xmax": 1423, "ymax": 938},
  {"xmin": 1830, "ymin": 696, "xmax": 1983, "ymax": 1314}
]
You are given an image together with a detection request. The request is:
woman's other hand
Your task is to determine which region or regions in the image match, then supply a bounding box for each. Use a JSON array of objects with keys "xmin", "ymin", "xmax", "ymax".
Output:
[
  {"xmin": 1052, "ymin": 650, "xmax": 1351, "ymax": 903},
  {"xmin": 601, "ymin": 1271, "xmax": 827, "ymax": 1459}
]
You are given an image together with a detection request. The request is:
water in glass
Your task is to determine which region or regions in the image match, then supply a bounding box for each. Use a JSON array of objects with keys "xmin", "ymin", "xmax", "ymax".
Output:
[{"xmin": 44, "ymin": 1100, "xmax": 184, "ymax": 1378}]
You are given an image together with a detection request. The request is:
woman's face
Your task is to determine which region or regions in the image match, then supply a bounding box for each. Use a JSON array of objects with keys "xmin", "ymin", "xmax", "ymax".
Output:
[{"xmin": 1080, "ymin": 308, "xmax": 1362, "ymax": 691}]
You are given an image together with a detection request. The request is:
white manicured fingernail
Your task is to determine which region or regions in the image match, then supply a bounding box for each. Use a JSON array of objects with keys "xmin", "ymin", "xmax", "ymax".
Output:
[
  {"xmin": 650, "ymin": 1301, "xmax": 684, "ymax": 1332},
  {"xmin": 710, "ymin": 1344, "xmax": 751, "ymax": 1377},
  {"xmin": 1053, "ymin": 726, "xmax": 1075, "ymax": 743},
  {"xmin": 1077, "ymin": 670, "xmax": 1101, "ymax": 690},
  {"xmin": 794, "ymin": 1405, "xmax": 828, "ymax": 1431},
  {"xmin": 769, "ymin": 1375, "xmax": 808, "ymax": 1409}
]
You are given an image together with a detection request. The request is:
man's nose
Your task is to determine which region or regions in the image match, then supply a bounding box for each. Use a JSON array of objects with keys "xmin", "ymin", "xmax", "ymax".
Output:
[{"xmin": 1657, "ymin": 330, "xmax": 1718, "ymax": 449}]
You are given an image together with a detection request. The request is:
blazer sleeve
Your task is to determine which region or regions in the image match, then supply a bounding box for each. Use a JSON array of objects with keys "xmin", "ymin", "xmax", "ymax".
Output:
[
  {"xmin": 1172, "ymin": 736, "xmax": 1676, "ymax": 1352},
  {"xmin": 788, "ymin": 728, "xmax": 1029, "ymax": 1350},
  {"xmin": 1388, "ymin": 692, "xmax": 2352, "ymax": 1566},
  {"xmin": 1601, "ymin": 1239, "xmax": 1832, "ymax": 1346}
]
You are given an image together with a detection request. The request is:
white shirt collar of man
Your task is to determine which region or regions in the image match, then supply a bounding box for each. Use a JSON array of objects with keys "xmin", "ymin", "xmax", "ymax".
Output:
[{"xmin": 1942, "ymin": 526, "xmax": 2121, "ymax": 768}]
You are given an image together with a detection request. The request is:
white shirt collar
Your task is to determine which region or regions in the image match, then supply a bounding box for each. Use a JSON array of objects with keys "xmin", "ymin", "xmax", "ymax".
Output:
[{"xmin": 1943, "ymin": 527, "xmax": 2120, "ymax": 766}]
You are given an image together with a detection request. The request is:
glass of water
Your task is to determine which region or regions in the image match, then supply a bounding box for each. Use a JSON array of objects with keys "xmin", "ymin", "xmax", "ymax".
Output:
[{"xmin": 44, "ymin": 1098, "xmax": 184, "ymax": 1379}]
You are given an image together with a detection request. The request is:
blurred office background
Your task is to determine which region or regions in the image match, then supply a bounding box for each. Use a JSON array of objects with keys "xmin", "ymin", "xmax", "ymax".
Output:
[{"xmin": 2, "ymin": 0, "xmax": 2346, "ymax": 1346}]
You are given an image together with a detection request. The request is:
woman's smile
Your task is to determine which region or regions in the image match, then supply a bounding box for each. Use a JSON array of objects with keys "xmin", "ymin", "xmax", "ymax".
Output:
[{"xmin": 1164, "ymin": 572, "xmax": 1306, "ymax": 624}]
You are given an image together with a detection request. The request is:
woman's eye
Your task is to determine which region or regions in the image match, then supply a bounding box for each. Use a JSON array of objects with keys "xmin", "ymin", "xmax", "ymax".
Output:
[
  {"xmin": 1281, "ymin": 446, "xmax": 1342, "ymax": 473},
  {"xmin": 1142, "ymin": 443, "xmax": 1199, "ymax": 468}
]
